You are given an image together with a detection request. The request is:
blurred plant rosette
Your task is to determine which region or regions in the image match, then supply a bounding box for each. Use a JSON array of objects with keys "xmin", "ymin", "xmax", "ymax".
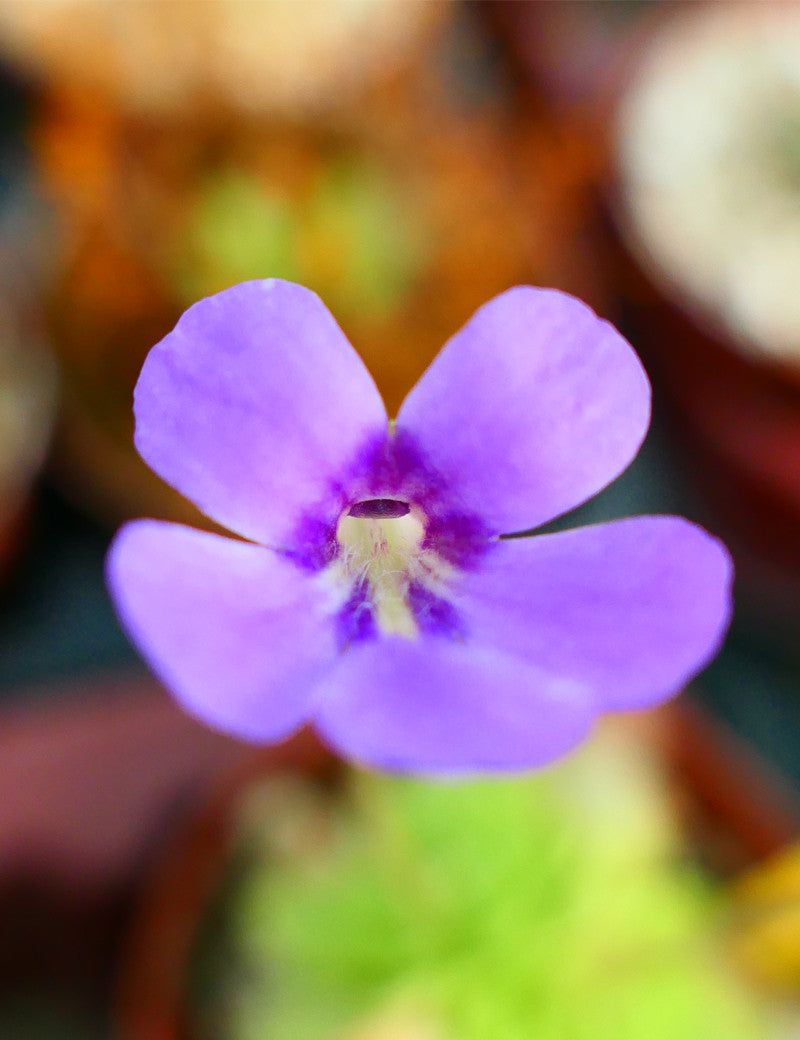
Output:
[{"xmin": 117, "ymin": 726, "xmax": 774, "ymax": 1040}]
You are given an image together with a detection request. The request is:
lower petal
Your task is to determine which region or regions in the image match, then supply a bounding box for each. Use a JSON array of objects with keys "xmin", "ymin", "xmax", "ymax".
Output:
[
  {"xmin": 106, "ymin": 520, "xmax": 339, "ymax": 742},
  {"xmin": 451, "ymin": 516, "xmax": 733, "ymax": 712},
  {"xmin": 313, "ymin": 637, "xmax": 595, "ymax": 774}
]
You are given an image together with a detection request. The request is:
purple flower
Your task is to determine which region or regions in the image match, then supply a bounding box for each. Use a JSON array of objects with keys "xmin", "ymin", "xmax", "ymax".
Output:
[{"xmin": 106, "ymin": 280, "xmax": 732, "ymax": 773}]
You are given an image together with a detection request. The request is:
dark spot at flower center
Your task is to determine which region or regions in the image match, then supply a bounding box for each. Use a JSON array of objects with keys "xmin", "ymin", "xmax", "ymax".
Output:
[{"xmin": 348, "ymin": 498, "xmax": 411, "ymax": 519}]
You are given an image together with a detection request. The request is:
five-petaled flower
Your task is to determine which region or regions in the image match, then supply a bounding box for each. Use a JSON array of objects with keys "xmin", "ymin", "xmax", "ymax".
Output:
[{"xmin": 107, "ymin": 280, "xmax": 732, "ymax": 773}]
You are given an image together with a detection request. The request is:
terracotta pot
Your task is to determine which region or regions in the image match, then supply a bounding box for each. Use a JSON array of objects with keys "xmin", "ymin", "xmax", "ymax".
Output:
[
  {"xmin": 660, "ymin": 699, "xmax": 800, "ymax": 875},
  {"xmin": 115, "ymin": 734, "xmax": 337, "ymax": 1040}
]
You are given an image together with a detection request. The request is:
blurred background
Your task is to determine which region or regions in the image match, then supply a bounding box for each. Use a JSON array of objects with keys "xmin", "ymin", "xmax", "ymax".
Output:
[{"xmin": 1, "ymin": 1, "xmax": 800, "ymax": 1037}]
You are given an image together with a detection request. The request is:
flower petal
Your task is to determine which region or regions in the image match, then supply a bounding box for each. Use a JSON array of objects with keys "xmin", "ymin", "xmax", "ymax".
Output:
[
  {"xmin": 451, "ymin": 516, "xmax": 733, "ymax": 712},
  {"xmin": 106, "ymin": 520, "xmax": 339, "ymax": 741},
  {"xmin": 134, "ymin": 280, "xmax": 388, "ymax": 546},
  {"xmin": 313, "ymin": 638, "xmax": 595, "ymax": 773},
  {"xmin": 396, "ymin": 287, "xmax": 651, "ymax": 534}
]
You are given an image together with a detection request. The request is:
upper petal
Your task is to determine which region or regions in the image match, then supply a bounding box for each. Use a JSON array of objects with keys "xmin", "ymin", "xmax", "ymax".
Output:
[
  {"xmin": 396, "ymin": 287, "xmax": 651, "ymax": 534},
  {"xmin": 312, "ymin": 637, "xmax": 595, "ymax": 774},
  {"xmin": 106, "ymin": 519, "xmax": 339, "ymax": 742},
  {"xmin": 134, "ymin": 280, "xmax": 388, "ymax": 546},
  {"xmin": 450, "ymin": 516, "xmax": 733, "ymax": 712}
]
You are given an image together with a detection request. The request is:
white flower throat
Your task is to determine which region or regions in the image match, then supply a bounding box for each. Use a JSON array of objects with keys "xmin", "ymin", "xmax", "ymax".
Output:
[{"xmin": 332, "ymin": 499, "xmax": 448, "ymax": 639}]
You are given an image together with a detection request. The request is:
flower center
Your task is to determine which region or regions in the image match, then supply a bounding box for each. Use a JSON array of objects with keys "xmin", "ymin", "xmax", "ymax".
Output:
[{"xmin": 334, "ymin": 499, "xmax": 433, "ymax": 639}]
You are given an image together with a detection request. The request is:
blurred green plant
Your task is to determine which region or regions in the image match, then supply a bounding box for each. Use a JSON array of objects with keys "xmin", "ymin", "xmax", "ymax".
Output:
[
  {"xmin": 192, "ymin": 732, "xmax": 769, "ymax": 1040},
  {"xmin": 171, "ymin": 158, "xmax": 428, "ymax": 323}
]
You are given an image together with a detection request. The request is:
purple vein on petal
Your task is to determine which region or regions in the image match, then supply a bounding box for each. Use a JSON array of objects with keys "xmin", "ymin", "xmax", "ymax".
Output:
[
  {"xmin": 407, "ymin": 582, "xmax": 467, "ymax": 640},
  {"xmin": 336, "ymin": 580, "xmax": 377, "ymax": 649}
]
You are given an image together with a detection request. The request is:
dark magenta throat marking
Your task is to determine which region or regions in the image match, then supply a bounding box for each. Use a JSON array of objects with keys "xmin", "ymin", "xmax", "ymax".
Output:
[{"xmin": 348, "ymin": 498, "xmax": 411, "ymax": 519}]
